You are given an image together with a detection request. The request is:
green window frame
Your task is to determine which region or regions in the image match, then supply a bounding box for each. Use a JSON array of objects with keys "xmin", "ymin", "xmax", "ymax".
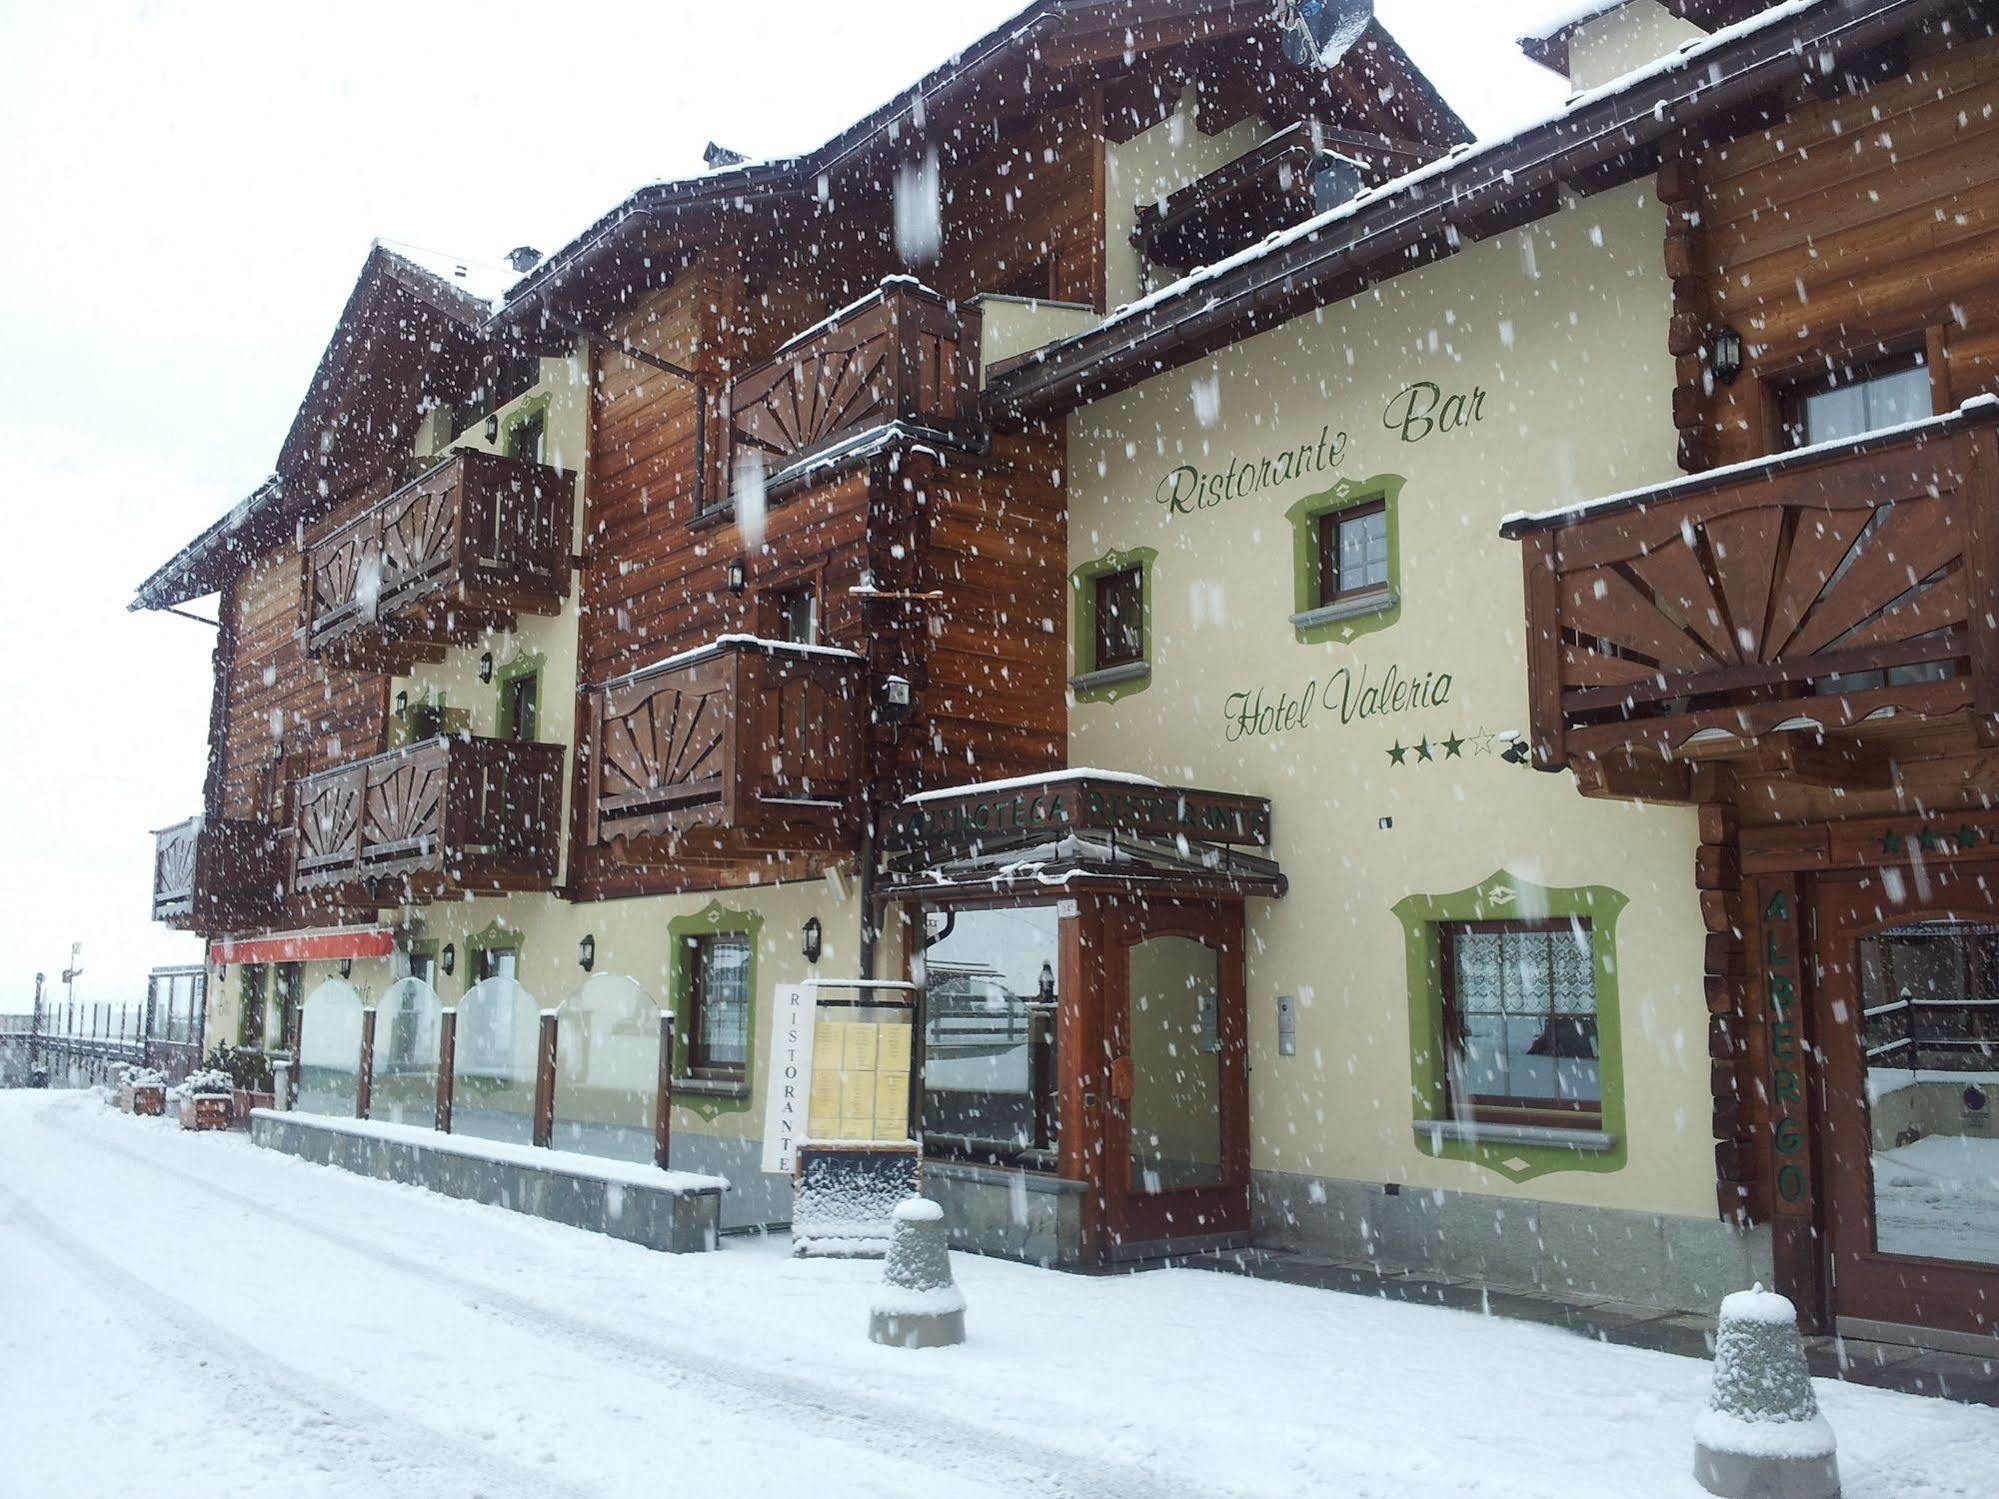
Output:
[
  {"xmin": 494, "ymin": 652, "xmax": 545, "ymax": 742},
  {"xmin": 667, "ymin": 901, "xmax": 764, "ymax": 1105},
  {"xmin": 1392, "ymin": 870, "xmax": 1628, "ymax": 1183},
  {"xmin": 1285, "ymin": 474, "xmax": 1404, "ymax": 645},
  {"xmin": 464, "ymin": 919, "xmax": 524, "ymax": 990},
  {"xmin": 1069, "ymin": 546, "xmax": 1156, "ymax": 704}
]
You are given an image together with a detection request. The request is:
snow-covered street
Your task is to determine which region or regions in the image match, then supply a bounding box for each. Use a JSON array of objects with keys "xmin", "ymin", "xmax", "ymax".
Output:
[{"xmin": 0, "ymin": 1092, "xmax": 1993, "ymax": 1499}]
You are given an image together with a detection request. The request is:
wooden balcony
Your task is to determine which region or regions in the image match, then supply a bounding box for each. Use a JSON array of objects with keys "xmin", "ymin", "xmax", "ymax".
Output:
[
  {"xmin": 586, "ymin": 636, "xmax": 866, "ymax": 858},
  {"xmin": 729, "ymin": 278, "xmax": 982, "ymax": 483},
  {"xmin": 151, "ymin": 815, "xmax": 284, "ymax": 931},
  {"xmin": 1502, "ymin": 402, "xmax": 1999, "ymax": 798},
  {"xmin": 291, "ymin": 736, "xmax": 564, "ymax": 899},
  {"xmin": 303, "ymin": 450, "xmax": 574, "ymax": 672}
]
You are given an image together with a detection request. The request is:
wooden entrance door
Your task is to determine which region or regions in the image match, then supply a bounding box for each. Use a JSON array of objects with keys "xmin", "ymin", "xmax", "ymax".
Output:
[
  {"xmin": 1099, "ymin": 901, "xmax": 1250, "ymax": 1256},
  {"xmin": 1815, "ymin": 871, "xmax": 1999, "ymax": 1343}
]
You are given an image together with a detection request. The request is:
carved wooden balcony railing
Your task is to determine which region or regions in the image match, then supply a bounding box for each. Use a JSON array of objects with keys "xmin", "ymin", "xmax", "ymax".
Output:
[
  {"xmin": 303, "ymin": 450, "xmax": 574, "ymax": 671},
  {"xmin": 729, "ymin": 278, "xmax": 982, "ymax": 481},
  {"xmin": 586, "ymin": 636, "xmax": 866, "ymax": 858},
  {"xmin": 1502, "ymin": 401, "xmax": 1999, "ymax": 793},
  {"xmin": 291, "ymin": 736, "xmax": 564, "ymax": 898},
  {"xmin": 151, "ymin": 814, "xmax": 285, "ymax": 930}
]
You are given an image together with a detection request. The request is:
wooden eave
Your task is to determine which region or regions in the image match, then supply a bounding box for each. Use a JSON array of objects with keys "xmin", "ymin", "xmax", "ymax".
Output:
[{"xmin": 991, "ymin": 0, "xmax": 1959, "ymax": 424}]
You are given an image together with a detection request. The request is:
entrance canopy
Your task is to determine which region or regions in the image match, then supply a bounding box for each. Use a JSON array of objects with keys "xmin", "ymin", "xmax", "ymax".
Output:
[{"xmin": 884, "ymin": 770, "xmax": 1284, "ymax": 900}]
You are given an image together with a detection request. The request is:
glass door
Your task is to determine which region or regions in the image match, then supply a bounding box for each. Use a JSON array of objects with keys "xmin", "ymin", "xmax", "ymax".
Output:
[
  {"xmin": 1816, "ymin": 871, "xmax": 1999, "ymax": 1342},
  {"xmin": 1103, "ymin": 902, "xmax": 1248, "ymax": 1255}
]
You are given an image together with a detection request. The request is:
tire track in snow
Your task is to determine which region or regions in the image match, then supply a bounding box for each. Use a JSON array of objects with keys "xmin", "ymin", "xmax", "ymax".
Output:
[
  {"xmin": 0, "ymin": 1179, "xmax": 590, "ymax": 1499},
  {"xmin": 43, "ymin": 1102, "xmax": 1245, "ymax": 1499}
]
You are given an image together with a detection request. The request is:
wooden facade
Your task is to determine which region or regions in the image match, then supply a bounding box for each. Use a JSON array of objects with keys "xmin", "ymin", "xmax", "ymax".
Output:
[{"xmin": 1500, "ymin": 5, "xmax": 1999, "ymax": 1341}]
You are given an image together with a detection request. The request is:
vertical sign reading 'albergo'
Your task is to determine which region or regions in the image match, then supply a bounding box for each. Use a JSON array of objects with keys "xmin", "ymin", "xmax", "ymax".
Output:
[{"xmin": 1758, "ymin": 878, "xmax": 1813, "ymax": 1215}]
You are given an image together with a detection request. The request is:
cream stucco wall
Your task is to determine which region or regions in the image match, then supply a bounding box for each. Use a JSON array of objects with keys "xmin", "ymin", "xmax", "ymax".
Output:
[
  {"xmin": 1105, "ymin": 94, "xmax": 1271, "ymax": 310},
  {"xmin": 1064, "ymin": 180, "xmax": 1719, "ymax": 1220},
  {"xmin": 1567, "ymin": 1, "xmax": 1706, "ymax": 92}
]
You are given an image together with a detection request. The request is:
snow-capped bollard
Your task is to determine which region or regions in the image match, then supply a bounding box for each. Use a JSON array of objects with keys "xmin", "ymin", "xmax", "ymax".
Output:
[
  {"xmin": 867, "ymin": 1198, "xmax": 965, "ymax": 1349},
  {"xmin": 1693, "ymin": 1286, "xmax": 1839, "ymax": 1499}
]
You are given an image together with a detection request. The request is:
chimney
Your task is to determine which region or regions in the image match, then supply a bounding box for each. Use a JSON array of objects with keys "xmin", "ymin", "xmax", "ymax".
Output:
[
  {"xmin": 504, "ymin": 246, "xmax": 543, "ymax": 274},
  {"xmin": 1278, "ymin": 0, "xmax": 1374, "ymax": 69},
  {"xmin": 704, "ymin": 142, "xmax": 749, "ymax": 170}
]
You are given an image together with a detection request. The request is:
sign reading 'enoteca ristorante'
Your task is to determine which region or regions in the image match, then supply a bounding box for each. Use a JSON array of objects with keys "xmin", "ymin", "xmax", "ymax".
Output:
[{"xmin": 897, "ymin": 776, "xmax": 1272, "ymax": 850}]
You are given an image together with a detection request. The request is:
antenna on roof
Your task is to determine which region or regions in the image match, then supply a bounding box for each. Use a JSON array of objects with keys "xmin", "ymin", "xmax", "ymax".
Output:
[
  {"xmin": 1275, "ymin": 0, "xmax": 1373, "ymax": 68},
  {"xmin": 504, "ymin": 246, "xmax": 543, "ymax": 273},
  {"xmin": 704, "ymin": 142, "xmax": 748, "ymax": 169}
]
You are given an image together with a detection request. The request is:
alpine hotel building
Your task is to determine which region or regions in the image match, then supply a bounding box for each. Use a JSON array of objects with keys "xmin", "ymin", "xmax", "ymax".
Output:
[{"xmin": 138, "ymin": 0, "xmax": 1999, "ymax": 1355}]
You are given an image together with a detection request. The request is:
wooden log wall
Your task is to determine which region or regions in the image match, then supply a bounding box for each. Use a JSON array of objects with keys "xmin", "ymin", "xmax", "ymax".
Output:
[
  {"xmin": 1677, "ymin": 25, "xmax": 1999, "ymax": 470},
  {"xmin": 215, "ymin": 538, "xmax": 388, "ymax": 824}
]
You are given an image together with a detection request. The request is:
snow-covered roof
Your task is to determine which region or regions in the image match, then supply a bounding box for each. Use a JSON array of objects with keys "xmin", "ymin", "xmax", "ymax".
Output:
[
  {"xmin": 903, "ymin": 768, "xmax": 1165, "ymax": 806},
  {"xmin": 1520, "ymin": 0, "xmax": 1632, "ymax": 43},
  {"xmin": 375, "ymin": 238, "xmax": 526, "ymax": 314}
]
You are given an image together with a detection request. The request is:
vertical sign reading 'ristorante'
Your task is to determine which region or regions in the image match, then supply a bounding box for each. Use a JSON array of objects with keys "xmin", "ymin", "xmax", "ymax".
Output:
[{"xmin": 1758, "ymin": 878, "xmax": 1813, "ymax": 1215}]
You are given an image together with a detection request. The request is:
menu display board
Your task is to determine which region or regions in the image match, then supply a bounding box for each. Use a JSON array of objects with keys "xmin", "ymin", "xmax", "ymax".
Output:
[{"xmin": 810, "ymin": 1013, "xmax": 914, "ymax": 1142}]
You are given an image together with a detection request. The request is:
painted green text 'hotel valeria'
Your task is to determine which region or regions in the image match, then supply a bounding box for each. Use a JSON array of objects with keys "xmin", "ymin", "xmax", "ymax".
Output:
[{"xmin": 138, "ymin": 0, "xmax": 1999, "ymax": 1354}]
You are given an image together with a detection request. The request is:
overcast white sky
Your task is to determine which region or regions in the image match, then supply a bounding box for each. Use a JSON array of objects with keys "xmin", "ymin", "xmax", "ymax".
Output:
[{"xmin": 0, "ymin": 0, "xmax": 1574, "ymax": 1011}]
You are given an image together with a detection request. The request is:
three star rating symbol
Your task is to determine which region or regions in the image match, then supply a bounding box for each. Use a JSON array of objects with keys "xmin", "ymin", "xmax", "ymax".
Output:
[{"xmin": 1387, "ymin": 732, "xmax": 1470, "ymax": 767}]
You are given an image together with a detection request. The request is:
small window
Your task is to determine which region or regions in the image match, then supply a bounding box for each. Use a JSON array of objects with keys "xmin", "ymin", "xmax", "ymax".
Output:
[
  {"xmin": 1440, "ymin": 919, "xmax": 1600, "ymax": 1130},
  {"xmin": 1094, "ymin": 566, "xmax": 1146, "ymax": 669},
  {"xmin": 239, "ymin": 965, "xmax": 268, "ymax": 1048},
  {"xmin": 772, "ymin": 584, "xmax": 819, "ymax": 647},
  {"xmin": 1317, "ymin": 500, "xmax": 1389, "ymax": 606},
  {"xmin": 503, "ymin": 405, "xmax": 546, "ymax": 465},
  {"xmin": 476, "ymin": 944, "xmax": 519, "ymax": 985},
  {"xmin": 1780, "ymin": 352, "xmax": 1932, "ymax": 449},
  {"xmin": 503, "ymin": 671, "xmax": 539, "ymax": 742},
  {"xmin": 684, "ymin": 934, "xmax": 752, "ymax": 1081}
]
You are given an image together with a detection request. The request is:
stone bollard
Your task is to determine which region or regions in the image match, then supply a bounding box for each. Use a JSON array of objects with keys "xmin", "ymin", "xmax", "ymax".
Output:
[
  {"xmin": 1693, "ymin": 1286, "xmax": 1839, "ymax": 1499},
  {"xmin": 868, "ymin": 1198, "xmax": 966, "ymax": 1349}
]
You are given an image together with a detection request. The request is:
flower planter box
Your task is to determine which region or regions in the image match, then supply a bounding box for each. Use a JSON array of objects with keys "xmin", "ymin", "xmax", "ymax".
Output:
[
  {"xmin": 131, "ymin": 1083, "xmax": 168, "ymax": 1117},
  {"xmin": 232, "ymin": 1089, "xmax": 274, "ymax": 1126},
  {"xmin": 181, "ymin": 1093, "xmax": 234, "ymax": 1132},
  {"xmin": 117, "ymin": 1083, "xmax": 136, "ymax": 1114}
]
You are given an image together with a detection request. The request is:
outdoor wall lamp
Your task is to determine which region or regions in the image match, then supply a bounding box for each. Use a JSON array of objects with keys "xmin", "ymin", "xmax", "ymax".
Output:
[
  {"xmin": 579, "ymin": 934, "xmax": 596, "ymax": 972},
  {"xmin": 1708, "ymin": 325, "xmax": 1745, "ymax": 386},
  {"xmin": 802, "ymin": 917, "xmax": 823, "ymax": 965},
  {"xmin": 485, "ymin": 414, "xmax": 501, "ymax": 445},
  {"xmin": 727, "ymin": 559, "xmax": 748, "ymax": 594},
  {"xmin": 478, "ymin": 650, "xmax": 495, "ymax": 683},
  {"xmin": 395, "ymin": 690, "xmax": 409, "ymax": 716},
  {"xmin": 441, "ymin": 944, "xmax": 456, "ymax": 977},
  {"xmin": 1038, "ymin": 960, "xmax": 1055, "ymax": 1003},
  {"xmin": 339, "ymin": 958, "xmax": 353, "ymax": 979}
]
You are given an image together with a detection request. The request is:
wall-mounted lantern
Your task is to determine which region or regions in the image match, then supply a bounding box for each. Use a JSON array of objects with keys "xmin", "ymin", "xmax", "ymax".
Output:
[
  {"xmin": 579, "ymin": 934, "xmax": 596, "ymax": 972},
  {"xmin": 485, "ymin": 414, "xmax": 501, "ymax": 445},
  {"xmin": 478, "ymin": 650, "xmax": 495, "ymax": 684},
  {"xmin": 441, "ymin": 943, "xmax": 457, "ymax": 977},
  {"xmin": 879, "ymin": 674, "xmax": 914, "ymax": 725},
  {"xmin": 802, "ymin": 917, "xmax": 823, "ymax": 965},
  {"xmin": 1038, "ymin": 960, "xmax": 1055, "ymax": 1003},
  {"xmin": 1708, "ymin": 325, "xmax": 1745, "ymax": 386},
  {"xmin": 395, "ymin": 690, "xmax": 409, "ymax": 716},
  {"xmin": 727, "ymin": 559, "xmax": 748, "ymax": 594},
  {"xmin": 339, "ymin": 957, "xmax": 353, "ymax": 979}
]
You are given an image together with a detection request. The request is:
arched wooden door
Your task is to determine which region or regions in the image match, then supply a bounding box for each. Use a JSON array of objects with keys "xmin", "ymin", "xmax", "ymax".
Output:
[{"xmin": 1814, "ymin": 869, "xmax": 1999, "ymax": 1344}]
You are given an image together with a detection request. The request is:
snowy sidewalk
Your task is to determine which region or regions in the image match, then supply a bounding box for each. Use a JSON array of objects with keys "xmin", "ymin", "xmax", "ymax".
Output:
[{"xmin": 2, "ymin": 1090, "xmax": 1994, "ymax": 1499}]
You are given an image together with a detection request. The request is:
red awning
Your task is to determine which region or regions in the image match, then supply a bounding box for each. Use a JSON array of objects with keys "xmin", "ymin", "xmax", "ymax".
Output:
[{"xmin": 209, "ymin": 929, "xmax": 394, "ymax": 966}]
